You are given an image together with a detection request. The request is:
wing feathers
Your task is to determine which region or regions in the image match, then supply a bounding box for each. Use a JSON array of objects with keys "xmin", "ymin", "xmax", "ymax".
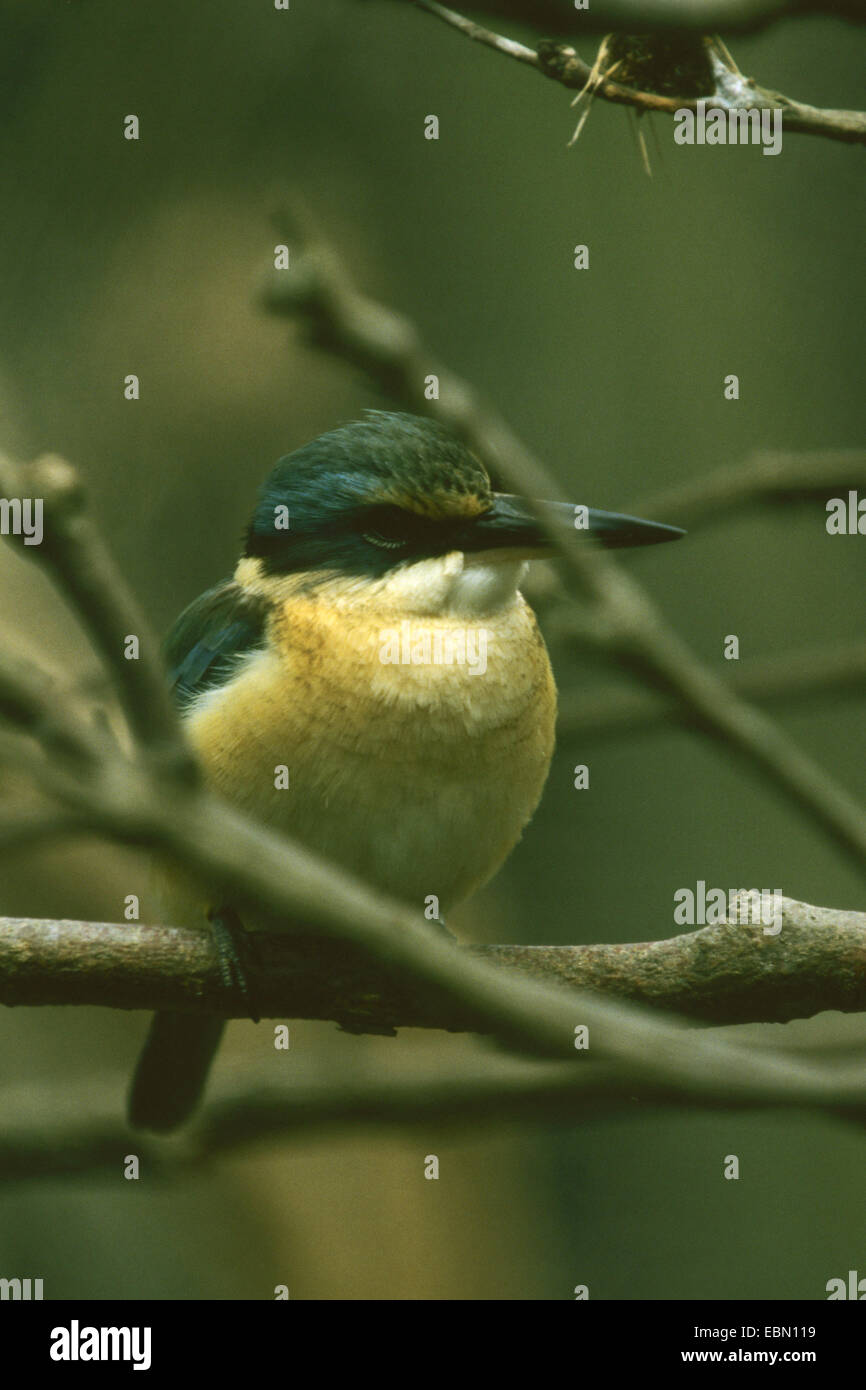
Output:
[{"xmin": 163, "ymin": 581, "xmax": 270, "ymax": 709}]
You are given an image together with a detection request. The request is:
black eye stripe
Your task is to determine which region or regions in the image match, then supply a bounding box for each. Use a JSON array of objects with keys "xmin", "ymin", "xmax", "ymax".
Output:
[
  {"xmin": 250, "ymin": 500, "xmax": 467, "ymax": 578},
  {"xmin": 353, "ymin": 504, "xmax": 432, "ymax": 549}
]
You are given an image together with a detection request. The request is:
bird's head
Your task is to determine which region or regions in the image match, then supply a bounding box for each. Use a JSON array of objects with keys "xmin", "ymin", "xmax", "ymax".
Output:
[{"xmin": 238, "ymin": 411, "xmax": 683, "ymax": 617}]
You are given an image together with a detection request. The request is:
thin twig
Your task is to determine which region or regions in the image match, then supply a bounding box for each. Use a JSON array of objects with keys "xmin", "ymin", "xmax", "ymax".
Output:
[
  {"xmin": 412, "ymin": 1, "xmax": 866, "ymax": 147},
  {"xmin": 557, "ymin": 638, "xmax": 866, "ymax": 737},
  {"xmin": 0, "ymin": 453, "xmax": 195, "ymax": 780},
  {"xmin": 631, "ymin": 449, "xmax": 866, "ymax": 529},
  {"xmin": 0, "ymin": 806, "xmax": 87, "ymax": 854},
  {"xmin": 404, "ymin": 0, "xmax": 866, "ymax": 37},
  {"xmin": 3, "ymin": 1035, "xmax": 866, "ymax": 1182}
]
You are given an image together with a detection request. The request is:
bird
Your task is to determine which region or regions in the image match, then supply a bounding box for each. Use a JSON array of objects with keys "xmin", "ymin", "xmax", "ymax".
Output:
[{"xmin": 128, "ymin": 410, "xmax": 683, "ymax": 1130}]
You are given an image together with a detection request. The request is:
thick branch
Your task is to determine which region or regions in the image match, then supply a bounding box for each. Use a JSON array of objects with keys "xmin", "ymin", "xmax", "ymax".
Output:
[{"xmin": 1, "ymin": 897, "xmax": 864, "ymax": 1026}]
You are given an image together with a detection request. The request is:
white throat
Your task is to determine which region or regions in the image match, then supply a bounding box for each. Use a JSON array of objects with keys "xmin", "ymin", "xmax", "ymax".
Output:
[{"xmin": 380, "ymin": 551, "xmax": 529, "ymax": 618}]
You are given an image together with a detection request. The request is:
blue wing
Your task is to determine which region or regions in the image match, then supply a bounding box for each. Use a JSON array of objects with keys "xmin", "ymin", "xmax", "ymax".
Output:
[{"xmin": 163, "ymin": 580, "xmax": 270, "ymax": 711}]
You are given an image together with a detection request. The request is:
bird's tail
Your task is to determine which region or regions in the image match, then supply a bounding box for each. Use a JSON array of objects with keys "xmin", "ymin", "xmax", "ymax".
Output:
[{"xmin": 128, "ymin": 1012, "xmax": 226, "ymax": 1132}]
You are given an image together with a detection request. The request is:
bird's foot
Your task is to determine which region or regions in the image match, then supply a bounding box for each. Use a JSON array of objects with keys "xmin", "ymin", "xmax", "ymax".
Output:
[{"xmin": 207, "ymin": 906, "xmax": 260, "ymax": 1024}]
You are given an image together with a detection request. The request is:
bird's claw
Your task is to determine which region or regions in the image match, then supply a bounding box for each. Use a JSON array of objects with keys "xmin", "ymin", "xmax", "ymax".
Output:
[{"xmin": 207, "ymin": 906, "xmax": 261, "ymax": 1023}]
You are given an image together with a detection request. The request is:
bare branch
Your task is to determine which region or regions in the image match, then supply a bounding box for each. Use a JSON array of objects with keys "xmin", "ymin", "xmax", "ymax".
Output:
[
  {"xmin": 413, "ymin": 1, "xmax": 540, "ymax": 65},
  {"xmin": 0, "ymin": 452, "xmax": 195, "ymax": 779},
  {"xmin": 411, "ymin": 1, "xmax": 866, "ymax": 146},
  {"xmin": 1, "ymin": 897, "xmax": 865, "ymax": 1025},
  {"xmin": 4, "ymin": 1032, "xmax": 866, "ymax": 1182},
  {"xmin": 402, "ymin": 0, "xmax": 866, "ymax": 37},
  {"xmin": 0, "ymin": 806, "xmax": 87, "ymax": 854},
  {"xmin": 631, "ymin": 449, "xmax": 866, "ymax": 529},
  {"xmin": 557, "ymin": 638, "xmax": 866, "ymax": 737}
]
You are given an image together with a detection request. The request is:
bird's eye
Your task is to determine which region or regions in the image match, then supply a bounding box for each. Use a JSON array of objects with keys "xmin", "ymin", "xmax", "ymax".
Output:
[{"xmin": 363, "ymin": 529, "xmax": 408, "ymax": 551}]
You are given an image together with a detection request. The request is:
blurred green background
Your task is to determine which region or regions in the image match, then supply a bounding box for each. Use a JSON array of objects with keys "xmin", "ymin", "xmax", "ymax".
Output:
[{"xmin": 0, "ymin": 0, "xmax": 864, "ymax": 1299}]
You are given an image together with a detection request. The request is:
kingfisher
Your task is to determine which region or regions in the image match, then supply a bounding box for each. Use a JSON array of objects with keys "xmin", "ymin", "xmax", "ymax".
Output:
[{"xmin": 129, "ymin": 411, "xmax": 683, "ymax": 1130}]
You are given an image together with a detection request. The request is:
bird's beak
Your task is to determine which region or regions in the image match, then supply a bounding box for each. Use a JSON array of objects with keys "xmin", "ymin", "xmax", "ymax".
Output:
[{"xmin": 459, "ymin": 493, "xmax": 685, "ymax": 560}]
